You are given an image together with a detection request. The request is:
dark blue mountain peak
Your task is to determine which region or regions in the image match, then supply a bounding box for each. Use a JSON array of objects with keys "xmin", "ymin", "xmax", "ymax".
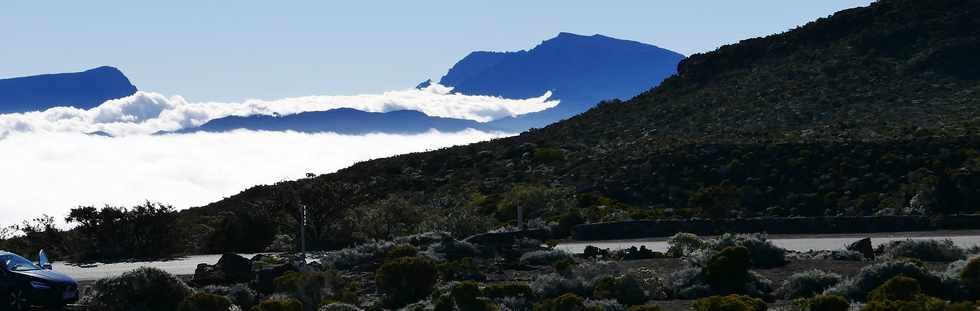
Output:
[
  {"xmin": 0, "ymin": 66, "xmax": 138, "ymax": 114},
  {"xmin": 435, "ymin": 33, "xmax": 685, "ymax": 131}
]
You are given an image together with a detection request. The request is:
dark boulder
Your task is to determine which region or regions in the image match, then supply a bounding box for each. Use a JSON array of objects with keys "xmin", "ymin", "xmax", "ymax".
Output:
[
  {"xmin": 192, "ymin": 263, "xmax": 224, "ymax": 286},
  {"xmin": 847, "ymin": 237, "xmax": 875, "ymax": 260},
  {"xmin": 217, "ymin": 253, "xmax": 254, "ymax": 283}
]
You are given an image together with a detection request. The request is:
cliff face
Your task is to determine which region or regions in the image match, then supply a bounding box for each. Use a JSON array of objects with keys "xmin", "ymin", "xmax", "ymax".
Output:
[{"xmin": 0, "ymin": 66, "xmax": 137, "ymax": 114}]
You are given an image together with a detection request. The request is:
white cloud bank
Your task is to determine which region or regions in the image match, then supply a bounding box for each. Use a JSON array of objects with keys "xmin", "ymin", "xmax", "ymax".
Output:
[
  {"xmin": 0, "ymin": 129, "xmax": 512, "ymax": 228},
  {"xmin": 0, "ymin": 83, "xmax": 556, "ymax": 137}
]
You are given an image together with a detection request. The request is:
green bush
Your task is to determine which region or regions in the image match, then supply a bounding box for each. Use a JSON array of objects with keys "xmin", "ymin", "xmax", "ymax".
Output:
[
  {"xmin": 250, "ymin": 296, "xmax": 303, "ymax": 311},
  {"xmin": 432, "ymin": 294, "xmax": 454, "ymax": 311},
  {"xmin": 483, "ymin": 282, "xmax": 534, "ymax": 299},
  {"xmin": 521, "ymin": 250, "xmax": 574, "ymax": 266},
  {"xmin": 438, "ymin": 257, "xmax": 486, "ymax": 282},
  {"xmin": 807, "ymin": 295, "xmax": 849, "ymax": 311},
  {"xmin": 554, "ymin": 258, "xmax": 576, "ymax": 274},
  {"xmin": 859, "ymin": 296, "xmax": 946, "ymax": 311},
  {"xmin": 628, "ymin": 305, "xmax": 662, "ymax": 311},
  {"xmin": 592, "ymin": 274, "xmax": 647, "ymax": 306},
  {"xmin": 274, "ymin": 271, "xmax": 343, "ymax": 311},
  {"xmin": 961, "ymin": 256, "xmax": 980, "ymax": 292},
  {"xmin": 827, "ymin": 259, "xmax": 942, "ymax": 301},
  {"xmin": 318, "ymin": 303, "xmax": 362, "ymax": 311},
  {"xmin": 375, "ymin": 256, "xmax": 438, "ymax": 307},
  {"xmin": 178, "ymin": 293, "xmax": 235, "ymax": 311},
  {"xmin": 82, "ymin": 267, "xmax": 194, "ymax": 311},
  {"xmin": 777, "ymin": 270, "xmax": 843, "ymax": 299},
  {"xmin": 691, "ymin": 295, "xmax": 767, "ymax": 311},
  {"xmin": 385, "ymin": 244, "xmax": 418, "ymax": 260},
  {"xmin": 533, "ymin": 293, "xmax": 590, "ymax": 311},
  {"xmin": 705, "ymin": 246, "xmax": 752, "ymax": 293},
  {"xmin": 868, "ymin": 276, "xmax": 921, "ymax": 302},
  {"xmin": 877, "ymin": 239, "xmax": 967, "ymax": 262},
  {"xmin": 451, "ymin": 281, "xmax": 496, "ymax": 311}
]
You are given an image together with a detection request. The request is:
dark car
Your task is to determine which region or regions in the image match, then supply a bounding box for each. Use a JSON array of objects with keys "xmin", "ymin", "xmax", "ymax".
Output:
[{"xmin": 0, "ymin": 251, "xmax": 78, "ymax": 310}]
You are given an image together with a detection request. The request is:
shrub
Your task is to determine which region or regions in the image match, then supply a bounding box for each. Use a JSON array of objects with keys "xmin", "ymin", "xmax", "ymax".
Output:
[
  {"xmin": 776, "ymin": 270, "xmax": 843, "ymax": 299},
  {"xmin": 721, "ymin": 234, "xmax": 787, "ymax": 269},
  {"xmin": 554, "ymin": 258, "xmax": 577, "ymax": 274},
  {"xmin": 705, "ymin": 246, "xmax": 752, "ymax": 293},
  {"xmin": 790, "ymin": 250, "xmax": 865, "ymax": 261},
  {"xmin": 531, "ymin": 261, "xmax": 625, "ymax": 298},
  {"xmin": 451, "ymin": 281, "xmax": 496, "ymax": 311},
  {"xmin": 584, "ymin": 245, "xmax": 611, "ymax": 260},
  {"xmin": 532, "ymin": 273, "xmax": 590, "ymax": 298},
  {"xmin": 533, "ymin": 293, "xmax": 589, "ymax": 311},
  {"xmin": 557, "ymin": 210, "xmax": 586, "ymax": 237},
  {"xmin": 868, "ymin": 276, "xmax": 921, "ymax": 302},
  {"xmin": 628, "ymin": 305, "xmax": 662, "ymax": 311},
  {"xmin": 385, "ymin": 244, "xmax": 418, "ymax": 260},
  {"xmin": 667, "ymin": 268, "xmax": 713, "ymax": 299},
  {"xmin": 592, "ymin": 274, "xmax": 647, "ymax": 306},
  {"xmin": 273, "ymin": 271, "xmax": 344, "ymax": 311},
  {"xmin": 317, "ymin": 303, "xmax": 362, "ymax": 311},
  {"xmin": 586, "ymin": 299, "xmax": 628, "ymax": 311},
  {"xmin": 827, "ymin": 259, "xmax": 942, "ymax": 301},
  {"xmin": 251, "ymin": 296, "xmax": 303, "ymax": 311},
  {"xmin": 82, "ymin": 267, "xmax": 195, "ymax": 311},
  {"xmin": 484, "ymin": 282, "xmax": 534, "ymax": 299},
  {"xmin": 859, "ymin": 296, "xmax": 946, "ymax": 311},
  {"xmin": 667, "ymin": 233, "xmax": 706, "ymax": 257},
  {"xmin": 178, "ymin": 293, "xmax": 235, "ymax": 311},
  {"xmin": 521, "ymin": 250, "xmax": 575, "ymax": 266},
  {"xmin": 877, "ymin": 239, "xmax": 967, "ymax": 262},
  {"xmin": 621, "ymin": 246, "xmax": 663, "ymax": 260},
  {"xmin": 691, "ymin": 295, "xmax": 767, "ymax": 311},
  {"xmin": 202, "ymin": 284, "xmax": 258, "ymax": 310},
  {"xmin": 807, "ymin": 295, "xmax": 849, "ymax": 311},
  {"xmin": 375, "ymin": 256, "xmax": 438, "ymax": 307},
  {"xmin": 425, "ymin": 237, "xmax": 480, "ymax": 261},
  {"xmin": 438, "ymin": 257, "xmax": 487, "ymax": 282},
  {"xmin": 961, "ymin": 256, "xmax": 980, "ymax": 293}
]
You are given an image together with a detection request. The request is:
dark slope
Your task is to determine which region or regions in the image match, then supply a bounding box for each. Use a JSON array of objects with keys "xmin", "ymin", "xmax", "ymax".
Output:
[
  {"xmin": 177, "ymin": 108, "xmax": 498, "ymax": 135},
  {"xmin": 0, "ymin": 66, "xmax": 137, "ymax": 114},
  {"xmin": 440, "ymin": 33, "xmax": 685, "ymax": 131},
  {"xmin": 189, "ymin": 0, "xmax": 980, "ymax": 251}
]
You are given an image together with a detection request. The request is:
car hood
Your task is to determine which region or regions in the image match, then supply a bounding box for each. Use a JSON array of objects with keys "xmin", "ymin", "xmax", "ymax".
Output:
[{"xmin": 11, "ymin": 269, "xmax": 76, "ymax": 284}]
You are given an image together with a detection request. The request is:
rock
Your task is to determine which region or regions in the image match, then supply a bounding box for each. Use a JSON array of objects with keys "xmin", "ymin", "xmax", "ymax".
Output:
[
  {"xmin": 464, "ymin": 229, "xmax": 550, "ymax": 249},
  {"xmin": 217, "ymin": 253, "xmax": 254, "ymax": 283},
  {"xmin": 847, "ymin": 237, "xmax": 875, "ymax": 260},
  {"xmin": 192, "ymin": 263, "xmax": 224, "ymax": 286}
]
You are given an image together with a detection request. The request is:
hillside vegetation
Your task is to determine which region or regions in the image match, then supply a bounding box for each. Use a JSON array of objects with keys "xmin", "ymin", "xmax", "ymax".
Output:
[{"xmin": 185, "ymin": 0, "xmax": 980, "ymax": 252}]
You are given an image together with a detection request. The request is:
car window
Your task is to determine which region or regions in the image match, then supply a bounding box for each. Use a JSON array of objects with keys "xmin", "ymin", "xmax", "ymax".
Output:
[{"xmin": 2, "ymin": 255, "xmax": 41, "ymax": 271}]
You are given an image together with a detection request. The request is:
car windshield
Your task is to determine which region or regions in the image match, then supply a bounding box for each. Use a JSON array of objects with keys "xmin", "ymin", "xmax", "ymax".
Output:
[{"xmin": 2, "ymin": 255, "xmax": 42, "ymax": 271}]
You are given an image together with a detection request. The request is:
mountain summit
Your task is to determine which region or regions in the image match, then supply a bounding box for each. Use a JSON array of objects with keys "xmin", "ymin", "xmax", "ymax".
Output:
[
  {"xmin": 0, "ymin": 66, "xmax": 138, "ymax": 114},
  {"xmin": 437, "ymin": 32, "xmax": 685, "ymax": 130}
]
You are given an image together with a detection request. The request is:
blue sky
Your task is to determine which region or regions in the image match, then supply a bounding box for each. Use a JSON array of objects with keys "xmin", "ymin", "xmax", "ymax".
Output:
[{"xmin": 2, "ymin": 0, "xmax": 873, "ymax": 102}]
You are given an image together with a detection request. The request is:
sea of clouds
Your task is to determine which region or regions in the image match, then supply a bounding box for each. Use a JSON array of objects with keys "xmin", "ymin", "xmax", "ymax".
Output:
[
  {"xmin": 0, "ymin": 83, "xmax": 556, "ymax": 138},
  {"xmin": 0, "ymin": 85, "xmax": 555, "ymax": 227}
]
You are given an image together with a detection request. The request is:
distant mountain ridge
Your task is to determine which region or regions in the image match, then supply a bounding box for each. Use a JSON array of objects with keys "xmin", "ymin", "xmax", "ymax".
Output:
[
  {"xmin": 0, "ymin": 66, "xmax": 137, "ymax": 114},
  {"xmin": 190, "ymin": 33, "xmax": 683, "ymax": 134},
  {"xmin": 439, "ymin": 32, "xmax": 685, "ymax": 130},
  {"xmin": 178, "ymin": 108, "xmax": 499, "ymax": 135}
]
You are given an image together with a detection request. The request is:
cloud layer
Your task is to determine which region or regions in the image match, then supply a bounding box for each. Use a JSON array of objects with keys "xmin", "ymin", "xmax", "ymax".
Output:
[
  {"xmin": 0, "ymin": 83, "xmax": 556, "ymax": 137},
  {"xmin": 0, "ymin": 129, "xmax": 511, "ymax": 227}
]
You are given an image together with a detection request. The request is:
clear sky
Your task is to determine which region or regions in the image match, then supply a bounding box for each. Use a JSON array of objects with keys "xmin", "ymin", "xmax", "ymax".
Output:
[{"xmin": 1, "ymin": 0, "xmax": 874, "ymax": 102}]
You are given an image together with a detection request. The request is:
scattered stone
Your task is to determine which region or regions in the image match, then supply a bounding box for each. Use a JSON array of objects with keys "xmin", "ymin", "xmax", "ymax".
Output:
[{"xmin": 847, "ymin": 237, "xmax": 875, "ymax": 260}]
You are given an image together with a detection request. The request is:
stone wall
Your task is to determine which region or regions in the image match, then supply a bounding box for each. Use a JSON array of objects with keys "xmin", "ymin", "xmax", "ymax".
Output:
[{"xmin": 572, "ymin": 215, "xmax": 980, "ymax": 241}]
